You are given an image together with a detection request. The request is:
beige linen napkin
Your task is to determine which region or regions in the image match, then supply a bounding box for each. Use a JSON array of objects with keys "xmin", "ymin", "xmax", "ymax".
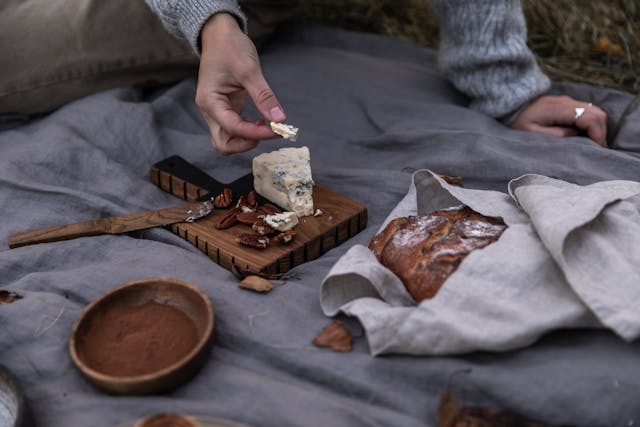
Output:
[{"xmin": 320, "ymin": 171, "xmax": 640, "ymax": 355}]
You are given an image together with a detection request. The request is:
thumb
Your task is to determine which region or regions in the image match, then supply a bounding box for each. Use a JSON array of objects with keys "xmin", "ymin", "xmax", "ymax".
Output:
[{"xmin": 244, "ymin": 72, "xmax": 286, "ymax": 123}]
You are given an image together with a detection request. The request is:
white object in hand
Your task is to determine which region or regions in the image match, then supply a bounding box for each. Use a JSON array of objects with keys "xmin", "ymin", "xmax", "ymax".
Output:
[{"xmin": 270, "ymin": 122, "xmax": 298, "ymax": 141}]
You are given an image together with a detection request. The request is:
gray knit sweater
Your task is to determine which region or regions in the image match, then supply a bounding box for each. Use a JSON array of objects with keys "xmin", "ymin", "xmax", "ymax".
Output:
[{"xmin": 145, "ymin": 0, "xmax": 550, "ymax": 119}]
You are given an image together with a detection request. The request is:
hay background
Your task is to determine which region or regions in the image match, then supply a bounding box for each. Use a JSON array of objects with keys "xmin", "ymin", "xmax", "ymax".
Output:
[{"xmin": 301, "ymin": 1, "xmax": 639, "ymax": 94}]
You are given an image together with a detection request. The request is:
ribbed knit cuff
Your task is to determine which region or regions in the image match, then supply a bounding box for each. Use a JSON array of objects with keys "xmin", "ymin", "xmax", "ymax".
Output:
[
  {"xmin": 176, "ymin": 0, "xmax": 247, "ymax": 54},
  {"xmin": 146, "ymin": 0, "xmax": 247, "ymax": 55},
  {"xmin": 429, "ymin": 0, "xmax": 552, "ymax": 118},
  {"xmin": 473, "ymin": 68, "xmax": 550, "ymax": 119}
]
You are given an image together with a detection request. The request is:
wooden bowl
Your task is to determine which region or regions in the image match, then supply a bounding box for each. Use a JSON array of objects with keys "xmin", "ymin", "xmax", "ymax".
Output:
[
  {"xmin": 69, "ymin": 277, "xmax": 214, "ymax": 395},
  {"xmin": 124, "ymin": 413, "xmax": 251, "ymax": 427},
  {"xmin": 133, "ymin": 412, "xmax": 198, "ymax": 427}
]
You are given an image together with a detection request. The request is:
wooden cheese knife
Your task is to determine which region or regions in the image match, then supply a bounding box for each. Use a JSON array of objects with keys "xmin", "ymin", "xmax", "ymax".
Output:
[
  {"xmin": 8, "ymin": 156, "xmax": 263, "ymax": 249},
  {"xmin": 8, "ymin": 200, "xmax": 215, "ymax": 249}
]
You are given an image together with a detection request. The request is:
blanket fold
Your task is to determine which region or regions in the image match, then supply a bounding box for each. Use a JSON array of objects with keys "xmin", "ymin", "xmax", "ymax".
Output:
[{"xmin": 321, "ymin": 170, "xmax": 640, "ymax": 355}]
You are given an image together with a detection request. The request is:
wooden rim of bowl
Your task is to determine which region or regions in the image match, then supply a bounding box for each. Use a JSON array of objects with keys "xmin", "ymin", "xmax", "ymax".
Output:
[{"xmin": 69, "ymin": 276, "xmax": 215, "ymax": 386}]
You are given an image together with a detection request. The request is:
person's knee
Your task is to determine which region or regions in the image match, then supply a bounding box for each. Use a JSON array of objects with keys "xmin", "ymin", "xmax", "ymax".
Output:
[{"xmin": 0, "ymin": 0, "xmax": 197, "ymax": 114}]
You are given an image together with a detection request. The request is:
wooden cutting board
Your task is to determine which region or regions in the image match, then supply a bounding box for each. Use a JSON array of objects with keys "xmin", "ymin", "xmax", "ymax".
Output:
[{"xmin": 150, "ymin": 156, "xmax": 368, "ymax": 276}]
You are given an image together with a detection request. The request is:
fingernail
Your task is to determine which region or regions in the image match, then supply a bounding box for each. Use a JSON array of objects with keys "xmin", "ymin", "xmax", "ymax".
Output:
[{"xmin": 269, "ymin": 106, "xmax": 285, "ymax": 122}]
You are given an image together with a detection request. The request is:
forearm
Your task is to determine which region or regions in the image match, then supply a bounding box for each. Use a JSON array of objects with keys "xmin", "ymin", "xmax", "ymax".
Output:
[
  {"xmin": 428, "ymin": 0, "xmax": 550, "ymax": 118},
  {"xmin": 145, "ymin": 0, "xmax": 247, "ymax": 53}
]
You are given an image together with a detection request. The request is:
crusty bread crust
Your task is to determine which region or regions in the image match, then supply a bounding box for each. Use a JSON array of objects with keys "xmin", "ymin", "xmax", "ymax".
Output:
[{"xmin": 368, "ymin": 206, "xmax": 507, "ymax": 302}]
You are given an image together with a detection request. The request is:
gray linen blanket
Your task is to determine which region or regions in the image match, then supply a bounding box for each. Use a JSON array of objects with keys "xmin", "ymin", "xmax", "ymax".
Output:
[{"xmin": 2, "ymin": 26, "xmax": 640, "ymax": 427}]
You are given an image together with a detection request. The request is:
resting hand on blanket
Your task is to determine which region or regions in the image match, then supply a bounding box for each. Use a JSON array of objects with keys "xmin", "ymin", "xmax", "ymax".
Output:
[
  {"xmin": 196, "ymin": 13, "xmax": 286, "ymax": 155},
  {"xmin": 511, "ymin": 95, "xmax": 608, "ymax": 147}
]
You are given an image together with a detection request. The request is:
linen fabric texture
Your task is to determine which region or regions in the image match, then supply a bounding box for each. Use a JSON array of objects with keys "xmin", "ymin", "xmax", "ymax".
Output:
[
  {"xmin": 321, "ymin": 171, "xmax": 640, "ymax": 355},
  {"xmin": 3, "ymin": 26, "xmax": 640, "ymax": 427}
]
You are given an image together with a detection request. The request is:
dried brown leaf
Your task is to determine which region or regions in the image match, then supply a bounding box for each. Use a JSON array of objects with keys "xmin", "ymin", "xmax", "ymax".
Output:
[
  {"xmin": 0, "ymin": 290, "xmax": 23, "ymax": 304},
  {"xmin": 313, "ymin": 320, "xmax": 353, "ymax": 352},
  {"xmin": 239, "ymin": 275, "xmax": 274, "ymax": 293},
  {"xmin": 438, "ymin": 174, "xmax": 464, "ymax": 187},
  {"xmin": 437, "ymin": 388, "xmax": 461, "ymax": 427},
  {"xmin": 594, "ymin": 36, "xmax": 624, "ymax": 56},
  {"xmin": 437, "ymin": 387, "xmax": 546, "ymax": 427}
]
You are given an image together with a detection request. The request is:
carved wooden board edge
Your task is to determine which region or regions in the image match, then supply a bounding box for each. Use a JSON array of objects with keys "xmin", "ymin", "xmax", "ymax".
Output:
[
  {"xmin": 150, "ymin": 164, "xmax": 210, "ymax": 202},
  {"xmin": 150, "ymin": 160, "xmax": 368, "ymax": 275}
]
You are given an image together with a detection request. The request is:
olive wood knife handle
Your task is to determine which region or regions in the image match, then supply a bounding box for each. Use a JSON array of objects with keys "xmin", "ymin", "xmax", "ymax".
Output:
[
  {"xmin": 9, "ymin": 218, "xmax": 111, "ymax": 249},
  {"xmin": 8, "ymin": 202, "xmax": 204, "ymax": 249}
]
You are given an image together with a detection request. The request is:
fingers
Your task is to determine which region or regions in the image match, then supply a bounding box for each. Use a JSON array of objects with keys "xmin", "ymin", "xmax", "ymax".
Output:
[
  {"xmin": 202, "ymin": 111, "xmax": 261, "ymax": 156},
  {"xmin": 215, "ymin": 105, "xmax": 278, "ymax": 140},
  {"xmin": 197, "ymin": 14, "xmax": 285, "ymax": 155},
  {"xmin": 214, "ymin": 134, "xmax": 260, "ymax": 156},
  {"xmin": 511, "ymin": 95, "xmax": 608, "ymax": 147},
  {"xmin": 243, "ymin": 71, "xmax": 286, "ymax": 123},
  {"xmin": 197, "ymin": 98, "xmax": 279, "ymax": 155},
  {"xmin": 196, "ymin": 74, "xmax": 284, "ymax": 154},
  {"xmin": 575, "ymin": 105, "xmax": 608, "ymax": 147},
  {"xmin": 197, "ymin": 92, "xmax": 278, "ymax": 145},
  {"xmin": 526, "ymin": 124, "xmax": 579, "ymax": 138}
]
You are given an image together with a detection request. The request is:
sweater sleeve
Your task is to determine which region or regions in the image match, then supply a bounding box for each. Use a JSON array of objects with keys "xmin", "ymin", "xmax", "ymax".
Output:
[
  {"xmin": 428, "ymin": 0, "xmax": 550, "ymax": 119},
  {"xmin": 145, "ymin": 0, "xmax": 247, "ymax": 54}
]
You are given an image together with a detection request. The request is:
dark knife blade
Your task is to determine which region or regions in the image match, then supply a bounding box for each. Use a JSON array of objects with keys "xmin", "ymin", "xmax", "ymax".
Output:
[{"xmin": 152, "ymin": 155, "xmax": 268, "ymax": 204}]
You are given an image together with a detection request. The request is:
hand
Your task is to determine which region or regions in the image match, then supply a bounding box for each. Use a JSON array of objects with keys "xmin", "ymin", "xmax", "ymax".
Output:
[
  {"xmin": 196, "ymin": 13, "xmax": 285, "ymax": 155},
  {"xmin": 511, "ymin": 95, "xmax": 608, "ymax": 147}
]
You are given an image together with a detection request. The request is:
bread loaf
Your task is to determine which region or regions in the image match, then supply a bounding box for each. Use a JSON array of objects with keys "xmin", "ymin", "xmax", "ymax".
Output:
[{"xmin": 369, "ymin": 206, "xmax": 507, "ymax": 302}]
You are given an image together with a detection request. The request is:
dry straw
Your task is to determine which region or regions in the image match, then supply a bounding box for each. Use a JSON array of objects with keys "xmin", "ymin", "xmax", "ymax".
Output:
[{"xmin": 302, "ymin": 0, "xmax": 640, "ymax": 93}]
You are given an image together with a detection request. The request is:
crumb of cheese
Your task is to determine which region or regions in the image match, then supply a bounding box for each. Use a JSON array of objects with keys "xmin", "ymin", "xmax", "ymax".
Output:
[{"xmin": 270, "ymin": 122, "xmax": 298, "ymax": 142}]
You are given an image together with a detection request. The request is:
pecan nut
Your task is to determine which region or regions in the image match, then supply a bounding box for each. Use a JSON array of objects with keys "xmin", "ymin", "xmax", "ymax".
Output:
[
  {"xmin": 256, "ymin": 203, "xmax": 282, "ymax": 216},
  {"xmin": 213, "ymin": 188, "xmax": 233, "ymax": 209},
  {"xmin": 237, "ymin": 211, "xmax": 261, "ymax": 225},
  {"xmin": 214, "ymin": 207, "xmax": 240, "ymax": 229},
  {"xmin": 236, "ymin": 233, "xmax": 269, "ymax": 249},
  {"xmin": 252, "ymin": 219, "xmax": 275, "ymax": 236},
  {"xmin": 246, "ymin": 190, "xmax": 258, "ymax": 210},
  {"xmin": 273, "ymin": 230, "xmax": 296, "ymax": 244},
  {"xmin": 236, "ymin": 195, "xmax": 255, "ymax": 213}
]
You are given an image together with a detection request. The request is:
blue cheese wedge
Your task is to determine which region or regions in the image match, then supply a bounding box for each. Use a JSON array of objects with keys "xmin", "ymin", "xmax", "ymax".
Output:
[
  {"xmin": 253, "ymin": 147, "xmax": 314, "ymax": 217},
  {"xmin": 270, "ymin": 122, "xmax": 298, "ymax": 141},
  {"xmin": 264, "ymin": 212, "xmax": 298, "ymax": 231}
]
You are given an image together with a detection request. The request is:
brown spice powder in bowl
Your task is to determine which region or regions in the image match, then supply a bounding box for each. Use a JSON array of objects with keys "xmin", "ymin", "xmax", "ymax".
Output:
[
  {"xmin": 80, "ymin": 301, "xmax": 199, "ymax": 377},
  {"xmin": 70, "ymin": 277, "xmax": 214, "ymax": 395}
]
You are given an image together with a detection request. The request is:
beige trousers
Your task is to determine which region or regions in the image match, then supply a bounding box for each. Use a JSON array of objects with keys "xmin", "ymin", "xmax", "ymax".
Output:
[{"xmin": 0, "ymin": 0, "xmax": 298, "ymax": 114}]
